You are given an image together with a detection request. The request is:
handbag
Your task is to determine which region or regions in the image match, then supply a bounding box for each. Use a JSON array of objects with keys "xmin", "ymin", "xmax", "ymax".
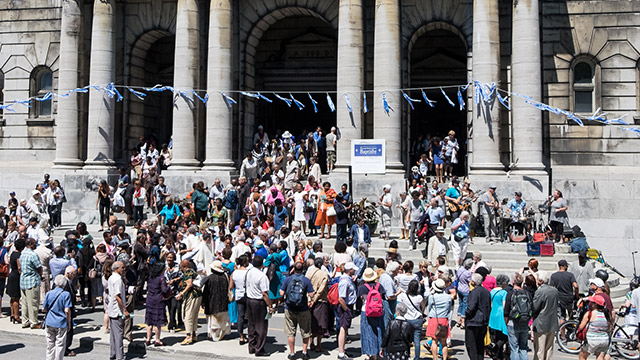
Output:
[
  {"xmin": 225, "ymin": 273, "xmax": 235, "ymax": 302},
  {"xmin": 453, "ymin": 234, "xmax": 464, "ymax": 242},
  {"xmin": 326, "ymin": 205, "xmax": 337, "ymax": 217}
]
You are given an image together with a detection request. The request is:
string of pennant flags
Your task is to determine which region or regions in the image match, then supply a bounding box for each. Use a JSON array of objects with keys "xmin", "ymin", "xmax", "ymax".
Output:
[{"xmin": 0, "ymin": 81, "xmax": 638, "ymax": 136}]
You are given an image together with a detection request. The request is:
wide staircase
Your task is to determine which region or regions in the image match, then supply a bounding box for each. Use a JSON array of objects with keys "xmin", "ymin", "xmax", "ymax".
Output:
[{"xmin": 318, "ymin": 233, "xmax": 629, "ymax": 306}]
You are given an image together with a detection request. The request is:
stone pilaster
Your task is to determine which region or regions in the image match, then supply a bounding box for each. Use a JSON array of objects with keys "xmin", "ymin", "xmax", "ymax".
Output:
[
  {"xmin": 54, "ymin": 0, "xmax": 83, "ymax": 168},
  {"xmin": 171, "ymin": 0, "xmax": 200, "ymax": 168},
  {"xmin": 202, "ymin": 0, "xmax": 234, "ymax": 170},
  {"xmin": 335, "ymin": 0, "xmax": 364, "ymax": 169},
  {"xmin": 373, "ymin": 0, "xmax": 402, "ymax": 171},
  {"xmin": 85, "ymin": 0, "xmax": 116, "ymax": 168},
  {"xmin": 511, "ymin": 0, "xmax": 545, "ymax": 173},
  {"xmin": 471, "ymin": 0, "xmax": 502, "ymax": 173}
]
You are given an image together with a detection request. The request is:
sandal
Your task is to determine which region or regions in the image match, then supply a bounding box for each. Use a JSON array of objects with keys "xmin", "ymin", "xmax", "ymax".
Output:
[
  {"xmin": 154, "ymin": 341, "xmax": 165, "ymax": 347},
  {"xmin": 145, "ymin": 340, "xmax": 151, "ymax": 346},
  {"xmin": 180, "ymin": 337, "xmax": 193, "ymax": 345}
]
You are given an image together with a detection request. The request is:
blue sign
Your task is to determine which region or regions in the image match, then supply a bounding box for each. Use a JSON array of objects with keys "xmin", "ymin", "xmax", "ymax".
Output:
[{"xmin": 354, "ymin": 144, "xmax": 383, "ymax": 157}]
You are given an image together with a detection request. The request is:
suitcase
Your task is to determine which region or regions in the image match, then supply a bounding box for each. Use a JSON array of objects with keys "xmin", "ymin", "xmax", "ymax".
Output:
[
  {"xmin": 540, "ymin": 242, "xmax": 555, "ymax": 256},
  {"xmin": 527, "ymin": 242, "xmax": 541, "ymax": 256},
  {"xmin": 533, "ymin": 233, "xmax": 546, "ymax": 243}
]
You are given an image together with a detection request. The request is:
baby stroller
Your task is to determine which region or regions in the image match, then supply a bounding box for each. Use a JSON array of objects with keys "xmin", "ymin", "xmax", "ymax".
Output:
[{"xmin": 416, "ymin": 212, "xmax": 432, "ymax": 244}]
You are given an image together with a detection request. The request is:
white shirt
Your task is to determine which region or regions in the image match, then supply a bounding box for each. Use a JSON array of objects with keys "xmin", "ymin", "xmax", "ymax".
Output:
[
  {"xmin": 231, "ymin": 242, "xmax": 251, "ymax": 263},
  {"xmin": 107, "ymin": 272, "xmax": 125, "ymax": 317},
  {"xmin": 232, "ymin": 268, "xmax": 249, "ymax": 299},
  {"xmin": 397, "ymin": 292, "xmax": 424, "ymax": 321},
  {"xmin": 246, "ymin": 267, "xmax": 269, "ymax": 300},
  {"xmin": 184, "ymin": 234, "xmax": 200, "ymax": 251},
  {"xmin": 132, "ymin": 187, "xmax": 146, "ymax": 207},
  {"xmin": 193, "ymin": 241, "xmax": 214, "ymax": 275}
]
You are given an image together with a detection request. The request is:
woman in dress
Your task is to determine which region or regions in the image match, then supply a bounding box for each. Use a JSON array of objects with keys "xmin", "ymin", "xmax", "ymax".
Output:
[
  {"xmin": 220, "ymin": 248, "xmax": 237, "ymax": 327},
  {"xmin": 430, "ymin": 137, "xmax": 444, "ymax": 184},
  {"xmin": 145, "ymin": 263, "xmax": 171, "ymax": 346},
  {"xmin": 443, "ymin": 130, "xmax": 459, "ymax": 180},
  {"xmin": 579, "ymin": 296, "xmax": 613, "ymax": 360},
  {"xmin": 264, "ymin": 242, "xmax": 289, "ymax": 306},
  {"xmin": 378, "ymin": 185, "xmax": 393, "ymax": 241},
  {"xmin": 91, "ymin": 243, "xmax": 112, "ymax": 311},
  {"xmin": 425, "ymin": 278, "xmax": 452, "ymax": 360},
  {"xmin": 291, "ymin": 183, "xmax": 309, "ymax": 235},
  {"xmin": 164, "ymin": 253, "xmax": 183, "ymax": 333},
  {"xmin": 176, "ymin": 260, "xmax": 203, "ymax": 345},
  {"xmin": 307, "ymin": 178, "xmax": 321, "ymax": 236},
  {"xmin": 548, "ymin": 189, "xmax": 569, "ymax": 243},
  {"xmin": 96, "ymin": 180, "xmax": 111, "ymax": 232},
  {"xmin": 314, "ymin": 182, "xmax": 336, "ymax": 239},
  {"xmin": 201, "ymin": 261, "xmax": 231, "ymax": 341},
  {"xmin": 488, "ymin": 274, "xmax": 510, "ymax": 359},
  {"xmin": 358, "ymin": 268, "xmax": 386, "ymax": 360},
  {"xmin": 7, "ymin": 239, "xmax": 24, "ymax": 323},
  {"xmin": 396, "ymin": 280, "xmax": 424, "ymax": 360}
]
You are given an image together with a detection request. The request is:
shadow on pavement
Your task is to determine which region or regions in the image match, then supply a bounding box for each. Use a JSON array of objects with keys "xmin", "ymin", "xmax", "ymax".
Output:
[{"xmin": 0, "ymin": 342, "xmax": 25, "ymax": 354}]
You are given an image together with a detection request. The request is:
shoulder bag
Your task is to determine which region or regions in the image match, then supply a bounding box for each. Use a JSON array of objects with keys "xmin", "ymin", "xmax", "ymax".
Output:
[
  {"xmin": 0, "ymin": 248, "xmax": 9, "ymax": 278},
  {"xmin": 406, "ymin": 293, "xmax": 426, "ymax": 323}
]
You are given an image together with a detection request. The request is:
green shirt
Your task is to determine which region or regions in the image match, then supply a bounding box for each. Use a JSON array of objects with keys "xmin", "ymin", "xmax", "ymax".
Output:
[{"xmin": 180, "ymin": 268, "xmax": 202, "ymax": 299}]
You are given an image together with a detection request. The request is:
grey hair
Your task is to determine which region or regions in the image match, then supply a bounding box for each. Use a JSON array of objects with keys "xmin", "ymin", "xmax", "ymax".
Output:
[
  {"xmin": 65, "ymin": 266, "xmax": 76, "ymax": 275},
  {"xmin": 496, "ymin": 274, "xmax": 510, "ymax": 286},
  {"xmin": 54, "ymin": 274, "xmax": 67, "ymax": 288},
  {"xmin": 259, "ymin": 230, "xmax": 269, "ymax": 237},
  {"xmin": 395, "ymin": 302, "xmax": 408, "ymax": 317},
  {"xmin": 187, "ymin": 225, "xmax": 197, "ymax": 234},
  {"xmin": 112, "ymin": 261, "xmax": 124, "ymax": 271},
  {"xmin": 358, "ymin": 243, "xmax": 369, "ymax": 254},
  {"xmin": 473, "ymin": 251, "xmax": 482, "ymax": 260},
  {"xmin": 471, "ymin": 273, "xmax": 484, "ymax": 286},
  {"xmin": 512, "ymin": 272, "xmax": 524, "ymax": 287},
  {"xmin": 463, "ymin": 258, "xmax": 474, "ymax": 270},
  {"xmin": 460, "ymin": 211, "xmax": 470, "ymax": 219}
]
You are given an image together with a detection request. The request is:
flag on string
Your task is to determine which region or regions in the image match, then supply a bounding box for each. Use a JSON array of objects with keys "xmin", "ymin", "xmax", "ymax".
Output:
[
  {"xmin": 308, "ymin": 93, "xmax": 318, "ymax": 113},
  {"xmin": 193, "ymin": 91, "xmax": 208, "ymax": 105},
  {"xmin": 363, "ymin": 93, "xmax": 368, "ymax": 113},
  {"xmin": 326, "ymin": 93, "xmax": 335, "ymax": 112},
  {"xmin": 496, "ymin": 93, "xmax": 510, "ymax": 110},
  {"xmin": 241, "ymin": 91, "xmax": 259, "ymax": 99},
  {"xmin": 274, "ymin": 93, "xmax": 292, "ymax": 107},
  {"xmin": 421, "ymin": 89, "xmax": 435, "ymax": 107},
  {"xmin": 33, "ymin": 92, "xmax": 52, "ymax": 102},
  {"xmin": 257, "ymin": 92, "xmax": 273, "ymax": 103},
  {"xmin": 457, "ymin": 89, "xmax": 465, "ymax": 110},
  {"xmin": 128, "ymin": 87, "xmax": 147, "ymax": 100},
  {"xmin": 14, "ymin": 99, "xmax": 31, "ymax": 108},
  {"xmin": 0, "ymin": 104, "xmax": 15, "ymax": 112},
  {"xmin": 440, "ymin": 87, "xmax": 455, "ymax": 107},
  {"xmin": 290, "ymin": 93, "xmax": 305, "ymax": 110},
  {"xmin": 344, "ymin": 94, "xmax": 353, "ymax": 113},
  {"xmin": 382, "ymin": 92, "xmax": 393, "ymax": 116},
  {"xmin": 402, "ymin": 91, "xmax": 421, "ymax": 110},
  {"xmin": 221, "ymin": 92, "xmax": 237, "ymax": 110},
  {"xmin": 474, "ymin": 81, "xmax": 481, "ymax": 104}
]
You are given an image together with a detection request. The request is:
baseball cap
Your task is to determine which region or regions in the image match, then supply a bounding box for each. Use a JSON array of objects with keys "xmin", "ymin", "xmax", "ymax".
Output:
[
  {"xmin": 515, "ymin": 191, "xmax": 522, "ymax": 196},
  {"xmin": 588, "ymin": 295, "xmax": 605, "ymax": 307},
  {"xmin": 558, "ymin": 259, "xmax": 568, "ymax": 267},
  {"xmin": 489, "ymin": 185, "xmax": 497, "ymax": 189},
  {"xmin": 9, "ymin": 191, "xmax": 15, "ymax": 195},
  {"xmin": 589, "ymin": 278, "xmax": 605, "ymax": 288},
  {"xmin": 343, "ymin": 262, "xmax": 357, "ymax": 271}
]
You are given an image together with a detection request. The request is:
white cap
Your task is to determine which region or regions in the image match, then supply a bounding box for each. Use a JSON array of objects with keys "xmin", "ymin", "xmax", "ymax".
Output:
[
  {"xmin": 343, "ymin": 262, "xmax": 357, "ymax": 271},
  {"xmin": 383, "ymin": 184, "xmax": 392, "ymax": 191}
]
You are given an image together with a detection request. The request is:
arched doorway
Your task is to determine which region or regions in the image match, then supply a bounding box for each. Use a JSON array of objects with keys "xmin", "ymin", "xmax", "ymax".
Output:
[
  {"xmin": 253, "ymin": 15, "xmax": 337, "ymax": 143},
  {"xmin": 408, "ymin": 26, "xmax": 469, "ymax": 176},
  {"xmin": 128, "ymin": 31, "xmax": 175, "ymax": 150}
]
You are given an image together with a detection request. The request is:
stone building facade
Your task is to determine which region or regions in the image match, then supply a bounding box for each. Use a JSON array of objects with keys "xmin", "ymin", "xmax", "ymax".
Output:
[{"xmin": 0, "ymin": 0, "xmax": 639, "ymax": 273}]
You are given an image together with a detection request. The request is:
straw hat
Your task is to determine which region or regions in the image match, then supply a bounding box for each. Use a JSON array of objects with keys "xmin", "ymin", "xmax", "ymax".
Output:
[
  {"xmin": 210, "ymin": 260, "xmax": 225, "ymax": 274},
  {"xmin": 362, "ymin": 268, "xmax": 378, "ymax": 282},
  {"xmin": 432, "ymin": 278, "xmax": 446, "ymax": 293}
]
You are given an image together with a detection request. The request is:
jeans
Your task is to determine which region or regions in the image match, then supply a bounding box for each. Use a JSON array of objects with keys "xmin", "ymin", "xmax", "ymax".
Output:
[
  {"xmin": 99, "ymin": 201, "xmax": 110, "ymax": 226},
  {"xmin": 407, "ymin": 318, "xmax": 423, "ymax": 360},
  {"xmin": 336, "ymin": 224, "xmax": 348, "ymax": 243},
  {"xmin": 457, "ymin": 292, "xmax": 469, "ymax": 317},
  {"xmin": 133, "ymin": 205, "xmax": 144, "ymax": 224},
  {"xmin": 409, "ymin": 221, "xmax": 420, "ymax": 247},
  {"xmin": 508, "ymin": 323, "xmax": 529, "ymax": 360},
  {"xmin": 383, "ymin": 299, "xmax": 397, "ymax": 329}
]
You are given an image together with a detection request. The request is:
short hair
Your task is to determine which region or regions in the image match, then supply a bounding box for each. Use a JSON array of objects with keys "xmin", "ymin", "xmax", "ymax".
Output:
[
  {"xmin": 54, "ymin": 246, "xmax": 66, "ymax": 257},
  {"xmin": 395, "ymin": 302, "xmax": 408, "ymax": 317},
  {"xmin": 25, "ymin": 238, "xmax": 37, "ymax": 248},
  {"xmin": 334, "ymin": 241, "xmax": 347, "ymax": 253},
  {"xmin": 460, "ymin": 211, "xmax": 470, "ymax": 219},
  {"xmin": 253, "ymin": 255, "xmax": 264, "ymax": 268},
  {"xmin": 463, "ymin": 258, "xmax": 474, "ymax": 270},
  {"xmin": 294, "ymin": 262, "xmax": 304, "ymax": 273},
  {"xmin": 112, "ymin": 261, "xmax": 123, "ymax": 272},
  {"xmin": 314, "ymin": 257, "xmax": 323, "ymax": 269},
  {"xmin": 512, "ymin": 273, "xmax": 524, "ymax": 286},
  {"xmin": 496, "ymin": 274, "xmax": 510, "ymax": 286},
  {"xmin": 436, "ymin": 256, "xmax": 446, "ymax": 266},
  {"xmin": 471, "ymin": 273, "xmax": 484, "ymax": 286},
  {"xmin": 222, "ymin": 247, "xmax": 232, "ymax": 260},
  {"xmin": 473, "ymin": 251, "xmax": 482, "ymax": 260},
  {"xmin": 375, "ymin": 258, "xmax": 386, "ymax": 270},
  {"xmin": 65, "ymin": 265, "xmax": 76, "ymax": 275},
  {"xmin": 54, "ymin": 274, "xmax": 67, "ymax": 288},
  {"xmin": 386, "ymin": 261, "xmax": 399, "ymax": 274}
]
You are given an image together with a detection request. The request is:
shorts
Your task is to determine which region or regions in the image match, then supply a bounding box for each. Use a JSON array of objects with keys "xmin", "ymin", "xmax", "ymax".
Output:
[
  {"xmin": 583, "ymin": 340, "xmax": 609, "ymax": 355},
  {"xmin": 327, "ymin": 151, "xmax": 336, "ymax": 166},
  {"xmin": 557, "ymin": 302, "xmax": 573, "ymax": 319},
  {"xmin": 337, "ymin": 306, "xmax": 353, "ymax": 330},
  {"xmin": 550, "ymin": 220, "xmax": 563, "ymax": 236},
  {"xmin": 284, "ymin": 309, "xmax": 312, "ymax": 338},
  {"xmin": 450, "ymin": 236, "xmax": 469, "ymax": 261}
]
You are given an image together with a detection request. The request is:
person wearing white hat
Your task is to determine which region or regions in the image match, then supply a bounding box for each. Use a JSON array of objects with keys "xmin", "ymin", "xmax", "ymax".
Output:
[
  {"xmin": 378, "ymin": 185, "xmax": 393, "ymax": 241},
  {"xmin": 201, "ymin": 260, "xmax": 231, "ymax": 342},
  {"xmin": 426, "ymin": 278, "xmax": 452, "ymax": 360},
  {"xmin": 427, "ymin": 226, "xmax": 449, "ymax": 270},
  {"xmin": 27, "ymin": 189, "xmax": 45, "ymax": 221}
]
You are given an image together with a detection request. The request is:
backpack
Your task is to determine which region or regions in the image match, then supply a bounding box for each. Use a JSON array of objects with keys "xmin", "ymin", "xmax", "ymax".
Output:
[
  {"xmin": 285, "ymin": 275, "xmax": 306, "ymax": 308},
  {"xmin": 509, "ymin": 289, "xmax": 532, "ymax": 323},
  {"xmin": 224, "ymin": 190, "xmax": 238, "ymax": 210},
  {"xmin": 364, "ymin": 283, "xmax": 384, "ymax": 317},
  {"xmin": 327, "ymin": 283, "xmax": 340, "ymax": 306}
]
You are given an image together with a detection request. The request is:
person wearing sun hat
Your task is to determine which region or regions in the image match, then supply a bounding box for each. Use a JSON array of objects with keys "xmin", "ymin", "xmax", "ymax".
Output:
[
  {"xmin": 357, "ymin": 268, "xmax": 386, "ymax": 359},
  {"xmin": 201, "ymin": 260, "xmax": 231, "ymax": 342},
  {"xmin": 425, "ymin": 278, "xmax": 452, "ymax": 360}
]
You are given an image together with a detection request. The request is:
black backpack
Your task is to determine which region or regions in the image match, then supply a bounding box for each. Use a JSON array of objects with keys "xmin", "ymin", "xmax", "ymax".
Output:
[
  {"xmin": 285, "ymin": 275, "xmax": 306, "ymax": 308},
  {"xmin": 509, "ymin": 289, "xmax": 532, "ymax": 324}
]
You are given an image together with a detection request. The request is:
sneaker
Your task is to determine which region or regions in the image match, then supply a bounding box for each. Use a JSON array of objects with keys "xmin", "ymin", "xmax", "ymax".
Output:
[
  {"xmin": 407, "ymin": 246, "xmax": 413, "ymax": 251},
  {"xmin": 288, "ymin": 354, "xmax": 296, "ymax": 360},
  {"xmin": 337, "ymin": 355, "xmax": 351, "ymax": 360},
  {"xmin": 301, "ymin": 353, "xmax": 309, "ymax": 360}
]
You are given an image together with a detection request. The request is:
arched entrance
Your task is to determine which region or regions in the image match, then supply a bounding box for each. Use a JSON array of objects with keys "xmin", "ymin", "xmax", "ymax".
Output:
[
  {"xmin": 408, "ymin": 25, "xmax": 469, "ymax": 176},
  {"xmin": 252, "ymin": 15, "xmax": 337, "ymax": 143},
  {"xmin": 128, "ymin": 31, "xmax": 175, "ymax": 150}
]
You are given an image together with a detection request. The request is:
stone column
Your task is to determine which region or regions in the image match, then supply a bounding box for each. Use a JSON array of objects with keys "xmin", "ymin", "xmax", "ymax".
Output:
[
  {"xmin": 471, "ymin": 0, "xmax": 502, "ymax": 172},
  {"xmin": 373, "ymin": 0, "xmax": 402, "ymax": 171},
  {"xmin": 85, "ymin": 0, "xmax": 116, "ymax": 168},
  {"xmin": 511, "ymin": 0, "xmax": 544, "ymax": 172},
  {"xmin": 335, "ymin": 0, "xmax": 364, "ymax": 169},
  {"xmin": 171, "ymin": 0, "xmax": 200, "ymax": 168},
  {"xmin": 202, "ymin": 0, "xmax": 234, "ymax": 170},
  {"xmin": 54, "ymin": 0, "xmax": 83, "ymax": 168}
]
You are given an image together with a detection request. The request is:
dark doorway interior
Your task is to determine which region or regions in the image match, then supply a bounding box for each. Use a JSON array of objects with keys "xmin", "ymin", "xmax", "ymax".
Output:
[
  {"xmin": 409, "ymin": 29, "xmax": 468, "ymax": 175},
  {"xmin": 143, "ymin": 36, "xmax": 175, "ymax": 147}
]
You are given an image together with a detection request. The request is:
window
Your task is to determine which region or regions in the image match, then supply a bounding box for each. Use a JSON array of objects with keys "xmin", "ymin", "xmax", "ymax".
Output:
[
  {"xmin": 572, "ymin": 61, "xmax": 595, "ymax": 113},
  {"xmin": 29, "ymin": 66, "xmax": 53, "ymax": 118}
]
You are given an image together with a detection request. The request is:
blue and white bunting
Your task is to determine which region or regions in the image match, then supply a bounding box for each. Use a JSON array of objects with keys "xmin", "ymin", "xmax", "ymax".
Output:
[
  {"xmin": 496, "ymin": 93, "xmax": 510, "ymax": 110},
  {"xmin": 421, "ymin": 89, "xmax": 435, "ymax": 107},
  {"xmin": 14, "ymin": 99, "xmax": 31, "ymax": 108},
  {"xmin": 326, "ymin": 93, "xmax": 335, "ymax": 112},
  {"xmin": 179, "ymin": 90, "xmax": 195, "ymax": 104},
  {"xmin": 308, "ymin": 93, "xmax": 318, "ymax": 113},
  {"xmin": 344, "ymin": 94, "xmax": 353, "ymax": 113},
  {"xmin": 128, "ymin": 87, "xmax": 147, "ymax": 100},
  {"xmin": 290, "ymin": 93, "xmax": 305, "ymax": 110},
  {"xmin": 274, "ymin": 93, "xmax": 292, "ymax": 107},
  {"xmin": 221, "ymin": 92, "xmax": 237, "ymax": 109},
  {"xmin": 363, "ymin": 93, "xmax": 368, "ymax": 113},
  {"xmin": 402, "ymin": 91, "xmax": 421, "ymax": 110},
  {"xmin": 257, "ymin": 92, "xmax": 273, "ymax": 103},
  {"xmin": 240, "ymin": 91, "xmax": 260, "ymax": 99},
  {"xmin": 457, "ymin": 89, "xmax": 465, "ymax": 110},
  {"xmin": 193, "ymin": 91, "xmax": 208, "ymax": 105},
  {"xmin": 441, "ymin": 88, "xmax": 455, "ymax": 107},
  {"xmin": 382, "ymin": 92, "xmax": 394, "ymax": 116},
  {"xmin": 33, "ymin": 92, "xmax": 52, "ymax": 102},
  {"xmin": 0, "ymin": 104, "xmax": 15, "ymax": 112}
]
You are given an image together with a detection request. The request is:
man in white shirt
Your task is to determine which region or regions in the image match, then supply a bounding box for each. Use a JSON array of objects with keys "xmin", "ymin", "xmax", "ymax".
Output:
[
  {"xmin": 193, "ymin": 233, "xmax": 214, "ymax": 275},
  {"xmin": 108, "ymin": 262, "xmax": 130, "ymax": 360},
  {"xmin": 271, "ymin": 164, "xmax": 284, "ymax": 186},
  {"xmin": 284, "ymin": 153, "xmax": 299, "ymax": 191},
  {"xmin": 209, "ymin": 178, "xmax": 225, "ymax": 204},
  {"xmin": 230, "ymin": 236, "xmax": 251, "ymax": 263},
  {"xmin": 245, "ymin": 256, "xmax": 274, "ymax": 356}
]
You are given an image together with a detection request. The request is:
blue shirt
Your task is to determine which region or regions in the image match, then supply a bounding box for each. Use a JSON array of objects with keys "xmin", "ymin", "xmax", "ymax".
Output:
[
  {"xmin": 281, "ymin": 274, "xmax": 315, "ymax": 312},
  {"xmin": 274, "ymin": 206, "xmax": 288, "ymax": 231},
  {"xmin": 451, "ymin": 218, "xmax": 470, "ymax": 239},
  {"xmin": 159, "ymin": 203, "xmax": 181, "ymax": 224},
  {"xmin": 49, "ymin": 257, "xmax": 78, "ymax": 277},
  {"xmin": 338, "ymin": 274, "xmax": 357, "ymax": 305},
  {"xmin": 43, "ymin": 287, "xmax": 72, "ymax": 328},
  {"xmin": 378, "ymin": 273, "xmax": 397, "ymax": 299},
  {"xmin": 255, "ymin": 246, "xmax": 268, "ymax": 260},
  {"xmin": 507, "ymin": 199, "xmax": 526, "ymax": 215},
  {"xmin": 445, "ymin": 187, "xmax": 460, "ymax": 199},
  {"xmin": 19, "ymin": 248, "xmax": 41, "ymax": 290},
  {"xmin": 427, "ymin": 207, "xmax": 445, "ymax": 225}
]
